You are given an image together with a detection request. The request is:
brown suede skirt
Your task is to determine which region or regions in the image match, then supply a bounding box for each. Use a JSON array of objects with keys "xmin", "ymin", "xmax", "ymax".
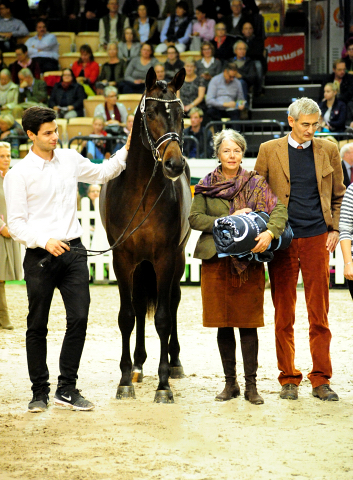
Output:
[{"xmin": 201, "ymin": 255, "xmax": 265, "ymax": 328}]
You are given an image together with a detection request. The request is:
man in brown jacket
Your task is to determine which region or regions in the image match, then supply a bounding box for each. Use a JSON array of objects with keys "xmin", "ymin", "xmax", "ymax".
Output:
[{"xmin": 255, "ymin": 97, "xmax": 346, "ymax": 402}]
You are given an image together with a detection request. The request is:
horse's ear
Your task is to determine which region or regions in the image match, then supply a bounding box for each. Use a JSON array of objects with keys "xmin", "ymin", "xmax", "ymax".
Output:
[
  {"xmin": 145, "ymin": 67, "xmax": 157, "ymax": 91},
  {"xmin": 169, "ymin": 68, "xmax": 185, "ymax": 93}
]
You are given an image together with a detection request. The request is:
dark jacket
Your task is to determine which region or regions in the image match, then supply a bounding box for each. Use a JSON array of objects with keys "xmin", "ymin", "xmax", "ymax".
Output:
[
  {"xmin": 225, "ymin": 12, "xmax": 265, "ymax": 39},
  {"xmin": 102, "ymin": 14, "xmax": 127, "ymax": 44},
  {"xmin": 84, "ymin": 0, "xmax": 108, "ymax": 18},
  {"xmin": 341, "ymin": 161, "xmax": 351, "ymax": 189},
  {"xmin": 10, "ymin": 59, "xmax": 41, "ymax": 84},
  {"xmin": 184, "ymin": 126, "xmax": 213, "ymax": 159},
  {"xmin": 18, "ymin": 79, "xmax": 48, "ymax": 104},
  {"xmin": 165, "ymin": 15, "xmax": 192, "ymax": 43},
  {"xmin": 48, "ymin": 82, "xmax": 86, "ymax": 116},
  {"xmin": 123, "ymin": 0, "xmax": 159, "ymax": 21},
  {"xmin": 132, "ymin": 17, "xmax": 159, "ymax": 45},
  {"xmin": 201, "ymin": 0, "xmax": 231, "ymax": 21},
  {"xmin": 37, "ymin": 0, "xmax": 80, "ymax": 17},
  {"xmin": 164, "ymin": 58, "xmax": 184, "ymax": 83},
  {"xmin": 233, "ymin": 56, "xmax": 257, "ymax": 86},
  {"xmin": 98, "ymin": 61, "xmax": 126, "ymax": 85},
  {"xmin": 211, "ymin": 36, "xmax": 236, "ymax": 64},
  {"xmin": 318, "ymin": 97, "xmax": 347, "ymax": 132},
  {"xmin": 319, "ymin": 73, "xmax": 353, "ymax": 104},
  {"xmin": 242, "ymin": 34, "xmax": 266, "ymax": 71}
]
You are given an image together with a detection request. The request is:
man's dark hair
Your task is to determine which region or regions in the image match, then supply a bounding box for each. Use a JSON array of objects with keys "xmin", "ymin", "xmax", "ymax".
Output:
[
  {"xmin": 35, "ymin": 18, "xmax": 48, "ymax": 28},
  {"xmin": 226, "ymin": 62, "xmax": 238, "ymax": 72},
  {"xmin": 0, "ymin": 0, "xmax": 11, "ymax": 10},
  {"xmin": 15, "ymin": 44, "xmax": 27, "ymax": 54},
  {"xmin": 176, "ymin": 1, "xmax": 188, "ymax": 15},
  {"xmin": 22, "ymin": 107, "xmax": 57, "ymax": 136}
]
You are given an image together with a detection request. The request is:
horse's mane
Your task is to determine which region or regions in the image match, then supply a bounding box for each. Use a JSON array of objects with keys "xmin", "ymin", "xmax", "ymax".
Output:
[{"xmin": 155, "ymin": 80, "xmax": 168, "ymax": 93}]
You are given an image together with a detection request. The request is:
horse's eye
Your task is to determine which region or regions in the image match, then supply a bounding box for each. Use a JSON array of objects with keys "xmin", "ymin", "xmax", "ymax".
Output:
[{"xmin": 147, "ymin": 111, "xmax": 154, "ymax": 119}]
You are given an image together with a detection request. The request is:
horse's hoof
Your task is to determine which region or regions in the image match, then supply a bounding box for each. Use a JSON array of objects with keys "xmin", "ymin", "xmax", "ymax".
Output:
[
  {"xmin": 131, "ymin": 368, "xmax": 143, "ymax": 383},
  {"xmin": 116, "ymin": 385, "xmax": 136, "ymax": 399},
  {"xmin": 170, "ymin": 366, "xmax": 185, "ymax": 378},
  {"xmin": 154, "ymin": 390, "xmax": 174, "ymax": 404}
]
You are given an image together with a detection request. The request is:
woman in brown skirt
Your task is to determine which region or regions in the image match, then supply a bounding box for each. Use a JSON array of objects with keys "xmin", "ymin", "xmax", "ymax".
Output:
[{"xmin": 189, "ymin": 130, "xmax": 287, "ymax": 404}]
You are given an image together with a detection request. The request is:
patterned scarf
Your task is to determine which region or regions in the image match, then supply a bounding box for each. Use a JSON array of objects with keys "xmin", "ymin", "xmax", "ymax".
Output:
[
  {"xmin": 195, "ymin": 166, "xmax": 278, "ymax": 282},
  {"xmin": 104, "ymin": 102, "xmax": 121, "ymax": 122}
]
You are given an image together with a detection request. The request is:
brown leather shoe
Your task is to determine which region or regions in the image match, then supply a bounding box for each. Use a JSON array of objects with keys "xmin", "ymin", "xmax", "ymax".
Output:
[
  {"xmin": 280, "ymin": 383, "xmax": 298, "ymax": 400},
  {"xmin": 215, "ymin": 382, "xmax": 240, "ymax": 401},
  {"xmin": 312, "ymin": 384, "xmax": 339, "ymax": 401}
]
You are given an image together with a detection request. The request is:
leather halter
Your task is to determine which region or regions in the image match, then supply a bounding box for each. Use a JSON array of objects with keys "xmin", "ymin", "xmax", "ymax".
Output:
[{"xmin": 140, "ymin": 94, "xmax": 184, "ymax": 162}]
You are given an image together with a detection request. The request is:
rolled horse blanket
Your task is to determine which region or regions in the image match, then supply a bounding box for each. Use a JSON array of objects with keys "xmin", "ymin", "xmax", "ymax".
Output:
[{"xmin": 213, "ymin": 211, "xmax": 293, "ymax": 263}]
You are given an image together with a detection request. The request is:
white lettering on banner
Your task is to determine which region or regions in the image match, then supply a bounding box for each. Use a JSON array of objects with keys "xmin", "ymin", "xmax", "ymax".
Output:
[{"xmin": 268, "ymin": 47, "xmax": 304, "ymax": 63}]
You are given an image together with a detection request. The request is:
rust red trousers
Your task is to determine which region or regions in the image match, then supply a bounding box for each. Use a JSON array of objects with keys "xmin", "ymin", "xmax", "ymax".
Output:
[{"xmin": 268, "ymin": 232, "xmax": 332, "ymax": 388}]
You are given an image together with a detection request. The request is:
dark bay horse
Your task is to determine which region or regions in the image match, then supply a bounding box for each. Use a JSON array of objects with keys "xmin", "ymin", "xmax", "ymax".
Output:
[{"xmin": 100, "ymin": 67, "xmax": 191, "ymax": 403}]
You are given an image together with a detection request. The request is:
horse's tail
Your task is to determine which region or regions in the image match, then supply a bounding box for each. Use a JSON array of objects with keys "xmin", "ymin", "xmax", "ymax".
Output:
[{"xmin": 133, "ymin": 261, "xmax": 157, "ymax": 317}]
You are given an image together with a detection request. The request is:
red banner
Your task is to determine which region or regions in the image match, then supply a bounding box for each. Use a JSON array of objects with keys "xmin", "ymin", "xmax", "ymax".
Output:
[{"xmin": 265, "ymin": 35, "xmax": 305, "ymax": 71}]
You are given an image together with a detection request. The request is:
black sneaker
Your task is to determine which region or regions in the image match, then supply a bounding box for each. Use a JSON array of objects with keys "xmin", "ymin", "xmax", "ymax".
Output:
[
  {"xmin": 28, "ymin": 392, "xmax": 49, "ymax": 413},
  {"xmin": 54, "ymin": 388, "xmax": 94, "ymax": 411}
]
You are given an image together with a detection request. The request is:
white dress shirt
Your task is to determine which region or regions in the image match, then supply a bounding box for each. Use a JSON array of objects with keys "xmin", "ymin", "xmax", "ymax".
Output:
[
  {"xmin": 4, "ymin": 146, "xmax": 128, "ymax": 249},
  {"xmin": 288, "ymin": 132, "xmax": 311, "ymax": 149}
]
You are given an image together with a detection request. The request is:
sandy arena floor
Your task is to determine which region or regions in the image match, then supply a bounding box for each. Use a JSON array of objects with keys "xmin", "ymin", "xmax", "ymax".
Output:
[{"xmin": 0, "ymin": 283, "xmax": 353, "ymax": 480}]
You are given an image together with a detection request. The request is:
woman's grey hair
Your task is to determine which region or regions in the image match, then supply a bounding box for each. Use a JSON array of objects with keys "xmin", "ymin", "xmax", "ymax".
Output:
[
  {"xmin": 104, "ymin": 85, "xmax": 118, "ymax": 97},
  {"xmin": 213, "ymin": 129, "xmax": 247, "ymax": 158},
  {"xmin": 340, "ymin": 142, "xmax": 353, "ymax": 158},
  {"xmin": 0, "ymin": 141, "xmax": 11, "ymax": 150},
  {"xmin": 288, "ymin": 97, "xmax": 321, "ymax": 120}
]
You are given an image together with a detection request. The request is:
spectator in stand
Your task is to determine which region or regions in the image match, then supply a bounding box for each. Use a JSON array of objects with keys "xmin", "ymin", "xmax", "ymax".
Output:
[
  {"xmin": 339, "ymin": 183, "xmax": 353, "ymax": 301},
  {"xmin": 120, "ymin": 42, "xmax": 158, "ymax": 93},
  {"xmin": 132, "ymin": 4, "xmax": 159, "ymax": 46},
  {"xmin": 340, "ymin": 143, "xmax": 353, "ymax": 188},
  {"xmin": 343, "ymin": 40, "xmax": 353, "ymax": 73},
  {"xmin": 10, "ymin": 44, "xmax": 40, "ymax": 84},
  {"xmin": 233, "ymin": 39, "xmax": 260, "ymax": 98},
  {"xmin": 201, "ymin": 0, "xmax": 231, "ymax": 22},
  {"xmin": 83, "ymin": 0, "xmax": 108, "ymax": 31},
  {"xmin": 36, "ymin": 0, "xmax": 80, "ymax": 32},
  {"xmin": 319, "ymin": 59, "xmax": 353, "ymax": 105},
  {"xmin": 99, "ymin": 0, "xmax": 129, "ymax": 51},
  {"xmin": 190, "ymin": 6, "xmax": 215, "ymax": 52},
  {"xmin": 81, "ymin": 118, "xmax": 108, "ymax": 160},
  {"xmin": 0, "ymin": 0, "xmax": 28, "ymax": 52},
  {"xmin": 211, "ymin": 23, "xmax": 235, "ymax": 65},
  {"xmin": 164, "ymin": 45, "xmax": 184, "ymax": 83},
  {"xmin": 154, "ymin": 63, "xmax": 165, "ymax": 81},
  {"xmin": 25, "ymin": 20, "xmax": 59, "ymax": 74},
  {"xmin": 241, "ymin": 21, "xmax": 266, "ymax": 81},
  {"xmin": 318, "ymin": 83, "xmax": 346, "ymax": 133},
  {"xmin": 113, "ymin": 112, "xmax": 134, "ymax": 153},
  {"xmin": 155, "ymin": 1, "xmax": 193, "ymax": 54},
  {"xmin": 162, "ymin": 0, "xmax": 193, "ymax": 19},
  {"xmin": 12, "ymin": 68, "xmax": 48, "ymax": 118},
  {"xmin": 196, "ymin": 41, "xmax": 223, "ymax": 88},
  {"xmin": 96, "ymin": 42, "xmax": 125, "ymax": 93},
  {"xmin": 94, "ymin": 85, "xmax": 128, "ymax": 125},
  {"xmin": 72, "ymin": 44, "xmax": 100, "ymax": 89},
  {"xmin": 48, "ymin": 68, "xmax": 86, "ymax": 119},
  {"xmin": 0, "ymin": 68, "xmax": 18, "ymax": 113},
  {"xmin": 7, "ymin": 0, "xmax": 31, "ymax": 30},
  {"xmin": 206, "ymin": 62, "xmax": 245, "ymax": 124},
  {"xmin": 123, "ymin": 0, "xmax": 159, "ymax": 25},
  {"xmin": 178, "ymin": 57, "xmax": 206, "ymax": 117},
  {"xmin": 183, "ymin": 107, "xmax": 213, "ymax": 159},
  {"xmin": 225, "ymin": 0, "xmax": 265, "ymax": 39},
  {"xmin": 118, "ymin": 27, "xmax": 140, "ymax": 64},
  {"xmin": 0, "ymin": 112, "xmax": 24, "ymax": 140}
]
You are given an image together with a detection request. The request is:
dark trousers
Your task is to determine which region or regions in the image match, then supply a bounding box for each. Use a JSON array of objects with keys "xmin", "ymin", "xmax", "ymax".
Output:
[
  {"xmin": 33, "ymin": 57, "xmax": 60, "ymax": 74},
  {"xmin": 119, "ymin": 80, "xmax": 145, "ymax": 94},
  {"xmin": 24, "ymin": 241, "xmax": 90, "ymax": 394},
  {"xmin": 348, "ymin": 280, "xmax": 353, "ymax": 300}
]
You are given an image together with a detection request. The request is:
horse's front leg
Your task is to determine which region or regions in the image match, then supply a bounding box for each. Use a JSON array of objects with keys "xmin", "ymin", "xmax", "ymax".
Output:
[
  {"xmin": 154, "ymin": 256, "xmax": 176, "ymax": 404},
  {"xmin": 113, "ymin": 255, "xmax": 136, "ymax": 399}
]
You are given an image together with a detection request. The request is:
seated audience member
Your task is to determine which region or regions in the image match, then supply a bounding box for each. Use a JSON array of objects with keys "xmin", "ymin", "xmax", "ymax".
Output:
[
  {"xmin": 25, "ymin": 20, "xmax": 59, "ymax": 73},
  {"xmin": 118, "ymin": 27, "xmax": 141, "ymax": 64},
  {"xmin": 0, "ymin": 68, "xmax": 18, "ymax": 113},
  {"xmin": 340, "ymin": 143, "xmax": 353, "ymax": 188},
  {"xmin": 0, "ymin": 112, "xmax": 25, "ymax": 157},
  {"xmin": 241, "ymin": 21, "xmax": 266, "ymax": 80},
  {"xmin": 211, "ymin": 23, "xmax": 235, "ymax": 64},
  {"xmin": 164, "ymin": 45, "xmax": 184, "ymax": 82},
  {"xmin": 154, "ymin": 63, "xmax": 165, "ymax": 81},
  {"xmin": 72, "ymin": 44, "xmax": 100, "ymax": 89},
  {"xmin": 12, "ymin": 68, "xmax": 47, "ymax": 117},
  {"xmin": 190, "ymin": 6, "xmax": 215, "ymax": 52},
  {"xmin": 83, "ymin": 0, "xmax": 108, "ymax": 31},
  {"xmin": 94, "ymin": 85, "xmax": 128, "ymax": 125},
  {"xmin": 10, "ymin": 44, "xmax": 40, "ymax": 84},
  {"xmin": 132, "ymin": 4, "xmax": 159, "ymax": 45},
  {"xmin": 162, "ymin": 0, "xmax": 193, "ymax": 18},
  {"xmin": 343, "ymin": 40, "xmax": 353, "ymax": 73},
  {"xmin": 178, "ymin": 57, "xmax": 206, "ymax": 116},
  {"xmin": 206, "ymin": 62, "xmax": 245, "ymax": 123},
  {"xmin": 233, "ymin": 39, "xmax": 260, "ymax": 98},
  {"xmin": 97, "ymin": 42, "xmax": 126, "ymax": 93},
  {"xmin": 319, "ymin": 59, "xmax": 353, "ymax": 105},
  {"xmin": 48, "ymin": 68, "xmax": 86, "ymax": 119},
  {"xmin": 112, "ymin": 112, "xmax": 134, "ymax": 152},
  {"xmin": 195, "ymin": 41, "xmax": 222, "ymax": 87},
  {"xmin": 156, "ymin": 1, "xmax": 192, "ymax": 54},
  {"xmin": 225, "ymin": 0, "xmax": 265, "ymax": 38},
  {"xmin": 6, "ymin": 0, "xmax": 31, "ymax": 29},
  {"xmin": 99, "ymin": 0, "xmax": 129, "ymax": 51},
  {"xmin": 37, "ymin": 0, "xmax": 80, "ymax": 32},
  {"xmin": 119, "ymin": 42, "xmax": 158, "ymax": 93},
  {"xmin": 123, "ymin": 0, "xmax": 159, "ymax": 22},
  {"xmin": 201, "ymin": 0, "xmax": 231, "ymax": 22},
  {"xmin": 184, "ymin": 107, "xmax": 213, "ymax": 158},
  {"xmin": 318, "ymin": 83, "xmax": 346, "ymax": 133},
  {"xmin": 81, "ymin": 117, "xmax": 108, "ymax": 160},
  {"xmin": 0, "ymin": 1, "xmax": 28, "ymax": 52}
]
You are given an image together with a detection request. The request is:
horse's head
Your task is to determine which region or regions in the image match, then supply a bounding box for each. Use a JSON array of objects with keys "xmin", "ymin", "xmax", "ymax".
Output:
[{"xmin": 140, "ymin": 67, "xmax": 186, "ymax": 180}]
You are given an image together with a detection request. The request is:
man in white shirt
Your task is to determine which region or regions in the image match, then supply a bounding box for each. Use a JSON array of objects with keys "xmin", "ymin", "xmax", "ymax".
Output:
[{"xmin": 4, "ymin": 106, "xmax": 131, "ymax": 413}]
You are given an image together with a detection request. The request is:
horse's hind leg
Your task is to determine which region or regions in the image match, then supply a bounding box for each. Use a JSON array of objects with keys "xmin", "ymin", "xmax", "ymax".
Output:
[
  {"xmin": 131, "ymin": 266, "xmax": 148, "ymax": 383},
  {"xmin": 169, "ymin": 253, "xmax": 185, "ymax": 378}
]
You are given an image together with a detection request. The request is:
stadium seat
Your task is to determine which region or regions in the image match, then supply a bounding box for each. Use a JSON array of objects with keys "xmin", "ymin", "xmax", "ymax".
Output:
[
  {"xmin": 59, "ymin": 52, "xmax": 80, "ymax": 70},
  {"xmin": 3, "ymin": 52, "xmax": 16, "ymax": 65},
  {"xmin": 52, "ymin": 32, "xmax": 75, "ymax": 55},
  {"xmin": 83, "ymin": 96, "xmax": 105, "ymax": 117},
  {"xmin": 75, "ymin": 32, "xmax": 100, "ymax": 52},
  {"xmin": 118, "ymin": 94, "xmax": 141, "ymax": 114},
  {"xmin": 180, "ymin": 51, "xmax": 202, "ymax": 62},
  {"xmin": 67, "ymin": 117, "xmax": 94, "ymax": 140}
]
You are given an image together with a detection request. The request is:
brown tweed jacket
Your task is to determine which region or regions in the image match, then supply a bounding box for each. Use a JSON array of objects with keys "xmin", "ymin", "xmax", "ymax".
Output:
[{"xmin": 255, "ymin": 135, "xmax": 346, "ymax": 232}]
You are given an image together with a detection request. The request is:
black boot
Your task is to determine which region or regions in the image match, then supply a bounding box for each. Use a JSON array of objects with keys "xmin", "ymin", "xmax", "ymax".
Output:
[
  {"xmin": 215, "ymin": 328, "xmax": 240, "ymax": 401},
  {"xmin": 240, "ymin": 328, "xmax": 264, "ymax": 405}
]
